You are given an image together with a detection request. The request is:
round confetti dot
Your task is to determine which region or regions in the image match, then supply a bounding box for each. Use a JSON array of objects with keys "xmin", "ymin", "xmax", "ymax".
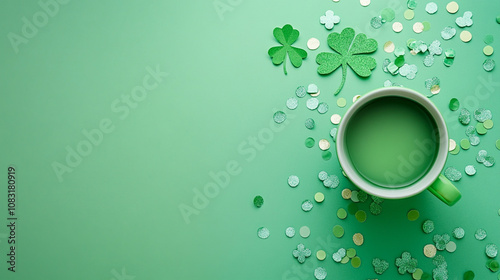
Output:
[
  {"xmin": 449, "ymin": 98, "xmax": 460, "ymax": 111},
  {"xmin": 285, "ymin": 227, "xmax": 295, "ymax": 238},
  {"xmin": 316, "ymin": 250, "xmax": 327, "ymax": 261},
  {"xmin": 484, "ymin": 35, "xmax": 494, "ymax": 44},
  {"xmin": 486, "ymin": 244, "xmax": 498, "ymax": 258},
  {"xmin": 450, "ymin": 145, "xmax": 460, "ymax": 155},
  {"xmin": 307, "ymin": 38, "xmax": 320, "ymax": 50},
  {"xmin": 445, "ymin": 241, "xmax": 457, "ymax": 252},
  {"xmin": 407, "ymin": 209, "xmax": 420, "ymax": 221},
  {"xmin": 369, "ymin": 202, "xmax": 382, "ymax": 215},
  {"xmin": 424, "ymin": 244, "xmax": 437, "ymax": 258},
  {"xmin": 475, "ymin": 228, "xmax": 487, "ymax": 240},
  {"xmin": 384, "ymin": 41, "xmax": 395, "ymax": 53},
  {"xmin": 305, "ymin": 137, "xmax": 315, "ymax": 148},
  {"xmin": 351, "ymin": 256, "xmax": 361, "ymax": 268},
  {"xmin": 337, "ymin": 208, "xmax": 347, "ymax": 219},
  {"xmin": 351, "ymin": 190, "xmax": 359, "ymax": 202},
  {"xmin": 307, "ymin": 98, "xmax": 319, "ymax": 110},
  {"xmin": 330, "ymin": 114, "xmax": 341, "ymax": 124},
  {"xmin": 360, "ymin": 0, "xmax": 370, "ymax": 7},
  {"xmin": 305, "ymin": 118, "xmax": 315, "ymax": 130},
  {"xmin": 425, "ymin": 2, "xmax": 438, "ymax": 14},
  {"xmin": 355, "ymin": 210, "xmax": 367, "ymax": 223},
  {"xmin": 273, "ymin": 111, "xmax": 286, "ymax": 123},
  {"xmin": 302, "ymin": 200, "xmax": 313, "ymax": 212},
  {"xmin": 449, "ymin": 139, "xmax": 457, "ymax": 152},
  {"xmin": 381, "ymin": 8, "xmax": 395, "ymax": 22},
  {"xmin": 430, "ymin": 84, "xmax": 441, "ymax": 95},
  {"xmin": 413, "ymin": 268, "xmax": 423, "ymax": 280},
  {"xmin": 444, "ymin": 166, "xmax": 462, "ymax": 182},
  {"xmin": 446, "ymin": 1, "xmax": 459, "ymax": 14},
  {"xmin": 346, "ymin": 248, "xmax": 356, "ymax": 258},
  {"xmin": 484, "ymin": 45, "xmax": 494, "ymax": 56},
  {"xmin": 333, "ymin": 225, "xmax": 344, "ymax": 238},
  {"xmin": 353, "ymin": 233, "xmax": 364, "ymax": 246},
  {"xmin": 497, "ymin": 15, "xmax": 500, "ymax": 24},
  {"xmin": 422, "ymin": 220, "xmax": 435, "ymax": 234},
  {"xmin": 257, "ymin": 227, "xmax": 270, "ymax": 239},
  {"xmin": 422, "ymin": 21, "xmax": 431, "ymax": 31},
  {"xmin": 319, "ymin": 139, "xmax": 330, "ymax": 150},
  {"xmin": 483, "ymin": 119, "xmax": 494, "ymax": 129},
  {"xmin": 370, "ymin": 16, "xmax": 383, "ymax": 29},
  {"xmin": 483, "ymin": 58, "xmax": 496, "ymax": 72},
  {"xmin": 318, "ymin": 171, "xmax": 328, "ymax": 181},
  {"xmin": 322, "ymin": 151, "xmax": 332, "ymax": 161},
  {"xmin": 300, "ymin": 226, "xmax": 311, "ymax": 238},
  {"xmin": 341, "ymin": 189, "xmax": 352, "ymax": 199},
  {"xmin": 392, "ymin": 22, "xmax": 403, "ymax": 33},
  {"xmin": 453, "ymin": 227, "xmax": 465, "ymax": 239},
  {"xmin": 476, "ymin": 122, "xmax": 487, "ymax": 135},
  {"xmin": 337, "ymin": 97, "xmax": 347, "ymax": 108},
  {"xmin": 460, "ymin": 30, "xmax": 472, "ymax": 42},
  {"xmin": 253, "ymin": 195, "xmax": 264, "ymax": 207},
  {"xmin": 413, "ymin": 22, "xmax": 424, "ymax": 33},
  {"xmin": 296, "ymin": 86, "xmax": 307, "ymax": 98},
  {"xmin": 460, "ymin": 139, "xmax": 471, "ymax": 150},
  {"xmin": 465, "ymin": 165, "xmax": 476, "ymax": 176},
  {"xmin": 463, "ymin": 271, "xmax": 474, "ymax": 280},
  {"xmin": 496, "ymin": 139, "xmax": 500, "ymax": 150},
  {"xmin": 404, "ymin": 9, "xmax": 415, "ymax": 20},
  {"xmin": 286, "ymin": 98, "xmax": 298, "ymax": 110},
  {"xmin": 315, "ymin": 192, "xmax": 325, "ymax": 203},
  {"xmin": 314, "ymin": 267, "xmax": 327, "ymax": 280},
  {"xmin": 288, "ymin": 175, "xmax": 300, "ymax": 187},
  {"xmin": 317, "ymin": 102, "xmax": 329, "ymax": 114}
]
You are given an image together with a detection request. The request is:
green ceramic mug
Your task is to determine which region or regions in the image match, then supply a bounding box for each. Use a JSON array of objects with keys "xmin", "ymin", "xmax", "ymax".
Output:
[{"xmin": 336, "ymin": 87, "xmax": 461, "ymax": 206}]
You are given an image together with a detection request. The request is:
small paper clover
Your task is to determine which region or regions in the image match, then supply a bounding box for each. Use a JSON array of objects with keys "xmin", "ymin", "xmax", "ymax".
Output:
[
  {"xmin": 316, "ymin": 27, "xmax": 377, "ymax": 95},
  {"xmin": 456, "ymin": 11, "xmax": 473, "ymax": 27},
  {"xmin": 268, "ymin": 24, "xmax": 307, "ymax": 75},
  {"xmin": 395, "ymin": 252, "xmax": 418, "ymax": 274},
  {"xmin": 292, "ymin": 243, "xmax": 312, "ymax": 264},
  {"xmin": 398, "ymin": 64, "xmax": 418, "ymax": 79},
  {"xmin": 433, "ymin": 234, "xmax": 451, "ymax": 251},
  {"xmin": 372, "ymin": 258, "xmax": 389, "ymax": 275},
  {"xmin": 320, "ymin": 10, "xmax": 340, "ymax": 30}
]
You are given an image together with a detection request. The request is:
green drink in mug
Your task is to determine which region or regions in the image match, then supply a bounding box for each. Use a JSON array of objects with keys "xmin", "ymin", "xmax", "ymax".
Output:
[{"xmin": 336, "ymin": 87, "xmax": 461, "ymax": 205}]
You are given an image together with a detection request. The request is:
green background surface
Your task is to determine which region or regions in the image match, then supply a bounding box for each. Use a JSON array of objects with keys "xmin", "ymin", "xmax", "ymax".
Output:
[{"xmin": 1, "ymin": 0, "xmax": 499, "ymax": 279}]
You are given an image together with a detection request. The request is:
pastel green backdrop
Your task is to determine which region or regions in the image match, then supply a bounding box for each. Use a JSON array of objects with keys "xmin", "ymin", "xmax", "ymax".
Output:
[{"xmin": 0, "ymin": 0, "xmax": 499, "ymax": 279}]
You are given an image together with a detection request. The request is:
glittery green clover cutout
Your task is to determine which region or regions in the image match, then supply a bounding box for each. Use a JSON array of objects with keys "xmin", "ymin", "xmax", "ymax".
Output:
[
  {"xmin": 433, "ymin": 234, "xmax": 451, "ymax": 251},
  {"xmin": 395, "ymin": 252, "xmax": 418, "ymax": 274},
  {"xmin": 292, "ymin": 243, "xmax": 312, "ymax": 264},
  {"xmin": 316, "ymin": 27, "xmax": 377, "ymax": 95},
  {"xmin": 372, "ymin": 258, "xmax": 389, "ymax": 275},
  {"xmin": 268, "ymin": 24, "xmax": 307, "ymax": 75}
]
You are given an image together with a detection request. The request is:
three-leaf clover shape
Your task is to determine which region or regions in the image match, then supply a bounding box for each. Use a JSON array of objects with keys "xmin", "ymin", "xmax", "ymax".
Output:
[
  {"xmin": 268, "ymin": 24, "xmax": 307, "ymax": 75},
  {"xmin": 316, "ymin": 27, "xmax": 377, "ymax": 95}
]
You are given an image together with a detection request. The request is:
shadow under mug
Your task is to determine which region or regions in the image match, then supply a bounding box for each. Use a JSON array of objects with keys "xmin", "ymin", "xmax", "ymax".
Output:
[{"xmin": 336, "ymin": 87, "xmax": 461, "ymax": 206}]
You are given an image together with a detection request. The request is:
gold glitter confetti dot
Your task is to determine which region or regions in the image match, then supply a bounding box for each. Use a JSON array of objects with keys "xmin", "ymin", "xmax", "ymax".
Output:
[
  {"xmin": 483, "ymin": 45, "xmax": 494, "ymax": 56},
  {"xmin": 331, "ymin": 114, "xmax": 341, "ymax": 124},
  {"xmin": 446, "ymin": 241, "xmax": 457, "ymax": 252},
  {"xmin": 384, "ymin": 41, "xmax": 395, "ymax": 53},
  {"xmin": 307, "ymin": 38, "xmax": 320, "ymax": 50},
  {"xmin": 360, "ymin": 0, "xmax": 370, "ymax": 7},
  {"xmin": 319, "ymin": 139, "xmax": 330, "ymax": 150},
  {"xmin": 353, "ymin": 233, "xmax": 364, "ymax": 246},
  {"xmin": 404, "ymin": 9, "xmax": 415, "ymax": 20},
  {"xmin": 337, "ymin": 208, "xmax": 348, "ymax": 219},
  {"xmin": 446, "ymin": 1, "xmax": 459, "ymax": 14},
  {"xmin": 413, "ymin": 22, "xmax": 424, "ymax": 33},
  {"xmin": 424, "ymin": 244, "xmax": 437, "ymax": 258},
  {"xmin": 431, "ymin": 84, "xmax": 441, "ymax": 94},
  {"xmin": 310, "ymin": 90, "xmax": 320, "ymax": 97},
  {"xmin": 342, "ymin": 189, "xmax": 352, "ymax": 199},
  {"xmin": 337, "ymin": 98, "xmax": 347, "ymax": 108},
  {"xmin": 393, "ymin": 22, "xmax": 403, "ymax": 33},
  {"xmin": 460, "ymin": 30, "xmax": 472, "ymax": 42},
  {"xmin": 316, "ymin": 250, "xmax": 327, "ymax": 260},
  {"xmin": 449, "ymin": 139, "xmax": 457, "ymax": 152},
  {"xmin": 315, "ymin": 192, "xmax": 325, "ymax": 203},
  {"xmin": 483, "ymin": 119, "xmax": 494, "ymax": 129}
]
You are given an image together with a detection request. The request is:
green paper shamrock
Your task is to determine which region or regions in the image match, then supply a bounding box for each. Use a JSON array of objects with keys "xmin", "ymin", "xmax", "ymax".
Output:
[
  {"xmin": 268, "ymin": 24, "xmax": 307, "ymax": 75},
  {"xmin": 395, "ymin": 252, "xmax": 418, "ymax": 274},
  {"xmin": 292, "ymin": 243, "xmax": 311, "ymax": 264},
  {"xmin": 433, "ymin": 234, "xmax": 451, "ymax": 251},
  {"xmin": 316, "ymin": 27, "xmax": 377, "ymax": 95},
  {"xmin": 372, "ymin": 258, "xmax": 389, "ymax": 275}
]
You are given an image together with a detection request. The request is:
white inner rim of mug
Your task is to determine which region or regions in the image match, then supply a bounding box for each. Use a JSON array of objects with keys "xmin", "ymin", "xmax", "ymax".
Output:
[{"xmin": 336, "ymin": 87, "xmax": 449, "ymax": 199}]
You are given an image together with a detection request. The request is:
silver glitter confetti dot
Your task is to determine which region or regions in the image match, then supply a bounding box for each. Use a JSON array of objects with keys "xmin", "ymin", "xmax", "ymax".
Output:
[
  {"xmin": 286, "ymin": 98, "xmax": 298, "ymax": 110},
  {"xmin": 314, "ymin": 267, "xmax": 327, "ymax": 280},
  {"xmin": 296, "ymin": 86, "xmax": 307, "ymax": 98},
  {"xmin": 305, "ymin": 118, "xmax": 315, "ymax": 130},
  {"xmin": 285, "ymin": 227, "xmax": 296, "ymax": 238},
  {"xmin": 307, "ymin": 98, "xmax": 319, "ymax": 110},
  {"xmin": 257, "ymin": 227, "xmax": 270, "ymax": 239},
  {"xmin": 486, "ymin": 244, "xmax": 498, "ymax": 258},
  {"xmin": 288, "ymin": 175, "xmax": 300, "ymax": 187},
  {"xmin": 464, "ymin": 165, "xmax": 476, "ymax": 176},
  {"xmin": 318, "ymin": 102, "xmax": 329, "ymax": 114},
  {"xmin": 318, "ymin": 171, "xmax": 328, "ymax": 181},
  {"xmin": 475, "ymin": 228, "xmax": 487, "ymax": 241},
  {"xmin": 452, "ymin": 227, "xmax": 465, "ymax": 239},
  {"xmin": 302, "ymin": 200, "xmax": 314, "ymax": 212},
  {"xmin": 425, "ymin": 2, "xmax": 438, "ymax": 14},
  {"xmin": 323, "ymin": 175, "xmax": 339, "ymax": 188},
  {"xmin": 444, "ymin": 167, "xmax": 462, "ymax": 182},
  {"xmin": 273, "ymin": 111, "xmax": 286, "ymax": 124}
]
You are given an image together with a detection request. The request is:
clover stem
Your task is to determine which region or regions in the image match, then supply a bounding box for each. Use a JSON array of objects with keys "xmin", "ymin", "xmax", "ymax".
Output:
[
  {"xmin": 283, "ymin": 58, "xmax": 288, "ymax": 75},
  {"xmin": 334, "ymin": 64, "xmax": 347, "ymax": 95}
]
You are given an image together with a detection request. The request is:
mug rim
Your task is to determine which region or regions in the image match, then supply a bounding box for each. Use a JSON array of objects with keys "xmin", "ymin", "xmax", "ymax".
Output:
[{"xmin": 336, "ymin": 87, "xmax": 449, "ymax": 199}]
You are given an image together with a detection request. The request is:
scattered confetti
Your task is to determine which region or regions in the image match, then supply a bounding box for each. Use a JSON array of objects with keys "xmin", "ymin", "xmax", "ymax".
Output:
[
  {"xmin": 293, "ymin": 243, "xmax": 311, "ymax": 263},
  {"xmin": 486, "ymin": 244, "xmax": 498, "ymax": 258},
  {"xmin": 320, "ymin": 10, "xmax": 341, "ymax": 30},
  {"xmin": 341, "ymin": 189, "xmax": 352, "ymax": 199},
  {"xmin": 257, "ymin": 227, "xmax": 270, "ymax": 239},
  {"xmin": 413, "ymin": 268, "xmax": 423, "ymax": 280},
  {"xmin": 372, "ymin": 258, "xmax": 389, "ymax": 275},
  {"xmin": 333, "ymin": 225, "xmax": 344, "ymax": 238},
  {"xmin": 360, "ymin": 0, "xmax": 370, "ymax": 7},
  {"xmin": 445, "ymin": 241, "xmax": 457, "ymax": 253},
  {"xmin": 322, "ymin": 151, "xmax": 332, "ymax": 161},
  {"xmin": 286, "ymin": 98, "xmax": 298, "ymax": 110},
  {"xmin": 351, "ymin": 256, "xmax": 361, "ymax": 268},
  {"xmin": 318, "ymin": 139, "xmax": 330, "ymax": 150},
  {"xmin": 456, "ymin": 11, "xmax": 473, "ymax": 27},
  {"xmin": 446, "ymin": 1, "xmax": 459, "ymax": 14},
  {"xmin": 487, "ymin": 259, "xmax": 500, "ymax": 272},
  {"xmin": 273, "ymin": 111, "xmax": 286, "ymax": 123},
  {"xmin": 323, "ymin": 174, "xmax": 340, "ymax": 188},
  {"xmin": 307, "ymin": 38, "xmax": 320, "ymax": 50},
  {"xmin": 353, "ymin": 233, "xmax": 364, "ymax": 246},
  {"xmin": 463, "ymin": 271, "xmax": 475, "ymax": 280},
  {"xmin": 444, "ymin": 167, "xmax": 462, "ymax": 182},
  {"xmin": 371, "ymin": 16, "xmax": 383, "ymax": 29},
  {"xmin": 305, "ymin": 137, "xmax": 315, "ymax": 148},
  {"xmin": 483, "ymin": 119, "xmax": 494, "ymax": 129},
  {"xmin": 300, "ymin": 226, "xmax": 311, "ymax": 238},
  {"xmin": 381, "ymin": 8, "xmax": 396, "ymax": 22},
  {"xmin": 484, "ymin": 35, "xmax": 494, "ymax": 44},
  {"xmin": 396, "ymin": 252, "xmax": 418, "ymax": 274},
  {"xmin": 330, "ymin": 128, "xmax": 337, "ymax": 141},
  {"xmin": 449, "ymin": 139, "xmax": 457, "ymax": 152},
  {"xmin": 459, "ymin": 108, "xmax": 471, "ymax": 125},
  {"xmin": 254, "ymin": 195, "xmax": 264, "ymax": 207},
  {"xmin": 483, "ymin": 58, "xmax": 496, "ymax": 72},
  {"xmin": 296, "ymin": 86, "xmax": 307, "ymax": 98},
  {"xmin": 315, "ymin": 192, "xmax": 325, "ymax": 203},
  {"xmin": 302, "ymin": 200, "xmax": 313, "ymax": 212},
  {"xmin": 288, "ymin": 175, "xmax": 300, "ymax": 187},
  {"xmin": 337, "ymin": 97, "xmax": 347, "ymax": 108},
  {"xmin": 407, "ymin": 209, "xmax": 420, "ymax": 221},
  {"xmin": 305, "ymin": 118, "xmax": 315, "ymax": 130},
  {"xmin": 453, "ymin": 227, "xmax": 465, "ymax": 239},
  {"xmin": 285, "ymin": 227, "xmax": 295, "ymax": 238},
  {"xmin": 314, "ymin": 267, "xmax": 327, "ymax": 280},
  {"xmin": 475, "ymin": 228, "xmax": 487, "ymax": 241},
  {"xmin": 370, "ymin": 202, "xmax": 382, "ymax": 215},
  {"xmin": 399, "ymin": 63, "xmax": 418, "ymax": 79},
  {"xmin": 422, "ymin": 220, "xmax": 435, "ymax": 234},
  {"xmin": 441, "ymin": 26, "xmax": 457, "ymax": 40},
  {"xmin": 424, "ymin": 244, "xmax": 437, "ymax": 258},
  {"xmin": 460, "ymin": 30, "xmax": 472, "ymax": 43},
  {"xmin": 425, "ymin": 2, "xmax": 438, "ymax": 14},
  {"xmin": 268, "ymin": 24, "xmax": 307, "ymax": 75},
  {"xmin": 407, "ymin": 0, "xmax": 417, "ymax": 10}
]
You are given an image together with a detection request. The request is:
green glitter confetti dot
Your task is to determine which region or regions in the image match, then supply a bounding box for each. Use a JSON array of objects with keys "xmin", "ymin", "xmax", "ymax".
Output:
[
  {"xmin": 273, "ymin": 111, "xmax": 286, "ymax": 123},
  {"xmin": 305, "ymin": 137, "xmax": 315, "ymax": 148},
  {"xmin": 288, "ymin": 175, "xmax": 300, "ymax": 187},
  {"xmin": 322, "ymin": 151, "xmax": 332, "ymax": 161},
  {"xmin": 330, "ymin": 128, "xmax": 337, "ymax": 141},
  {"xmin": 340, "ymin": 256, "xmax": 349, "ymax": 264},
  {"xmin": 323, "ymin": 175, "xmax": 339, "ymax": 188},
  {"xmin": 301, "ymin": 200, "xmax": 313, "ymax": 212},
  {"xmin": 496, "ymin": 139, "xmax": 500, "ymax": 150},
  {"xmin": 444, "ymin": 167, "xmax": 462, "ymax": 182},
  {"xmin": 441, "ymin": 26, "xmax": 456, "ymax": 40},
  {"xmin": 486, "ymin": 244, "xmax": 498, "ymax": 258},
  {"xmin": 465, "ymin": 165, "xmax": 476, "ymax": 176},
  {"xmin": 459, "ymin": 108, "xmax": 471, "ymax": 125},
  {"xmin": 422, "ymin": 21, "xmax": 431, "ymax": 31},
  {"xmin": 351, "ymin": 256, "xmax": 361, "ymax": 268},
  {"xmin": 296, "ymin": 86, "xmax": 307, "ymax": 98},
  {"xmin": 497, "ymin": 15, "xmax": 500, "ymax": 24},
  {"xmin": 371, "ymin": 16, "xmax": 383, "ymax": 29},
  {"xmin": 484, "ymin": 119, "xmax": 494, "ymax": 129},
  {"xmin": 407, "ymin": 209, "xmax": 420, "ymax": 221},
  {"xmin": 422, "ymin": 220, "xmax": 435, "ymax": 234},
  {"xmin": 253, "ymin": 195, "xmax": 264, "ymax": 207},
  {"xmin": 488, "ymin": 260, "xmax": 500, "ymax": 272},
  {"xmin": 355, "ymin": 210, "xmax": 367, "ymax": 223},
  {"xmin": 453, "ymin": 227, "xmax": 465, "ymax": 239},
  {"xmin": 337, "ymin": 97, "xmax": 347, "ymax": 108},
  {"xmin": 346, "ymin": 248, "xmax": 356, "ymax": 258},
  {"xmin": 475, "ymin": 228, "xmax": 487, "ymax": 240},
  {"xmin": 292, "ymin": 243, "xmax": 311, "ymax": 263},
  {"xmin": 460, "ymin": 139, "xmax": 471, "ymax": 150},
  {"xmin": 444, "ymin": 57, "xmax": 454, "ymax": 67},
  {"xmin": 285, "ymin": 227, "xmax": 295, "ymax": 238},
  {"xmin": 318, "ymin": 171, "xmax": 328, "ymax": 181},
  {"xmin": 286, "ymin": 98, "xmax": 298, "ymax": 110},
  {"xmin": 421, "ymin": 272, "xmax": 432, "ymax": 280},
  {"xmin": 484, "ymin": 155, "xmax": 495, "ymax": 167},
  {"xmin": 307, "ymin": 84, "xmax": 318, "ymax": 94},
  {"xmin": 413, "ymin": 268, "xmax": 423, "ymax": 280},
  {"xmin": 337, "ymin": 208, "xmax": 347, "ymax": 219},
  {"xmin": 372, "ymin": 258, "xmax": 389, "ymax": 275},
  {"xmin": 476, "ymin": 123, "xmax": 487, "ymax": 135},
  {"xmin": 463, "ymin": 271, "xmax": 475, "ymax": 280},
  {"xmin": 450, "ymin": 145, "xmax": 460, "ymax": 155},
  {"xmin": 314, "ymin": 267, "xmax": 327, "ymax": 280},
  {"xmin": 449, "ymin": 98, "xmax": 460, "ymax": 111},
  {"xmin": 407, "ymin": 0, "xmax": 417, "ymax": 10},
  {"xmin": 317, "ymin": 102, "xmax": 329, "ymax": 114},
  {"xmin": 395, "ymin": 55, "xmax": 405, "ymax": 67},
  {"xmin": 477, "ymin": 150, "xmax": 487, "ymax": 163},
  {"xmin": 381, "ymin": 8, "xmax": 396, "ymax": 22},
  {"xmin": 483, "ymin": 59, "xmax": 496, "ymax": 72},
  {"xmin": 333, "ymin": 225, "xmax": 344, "ymax": 238},
  {"xmin": 484, "ymin": 35, "xmax": 494, "ymax": 44},
  {"xmin": 470, "ymin": 135, "xmax": 480, "ymax": 146},
  {"xmin": 305, "ymin": 118, "xmax": 315, "ymax": 130},
  {"xmin": 357, "ymin": 190, "xmax": 368, "ymax": 202},
  {"xmin": 370, "ymin": 202, "xmax": 382, "ymax": 215},
  {"xmin": 257, "ymin": 227, "xmax": 270, "ymax": 239},
  {"xmin": 300, "ymin": 226, "xmax": 310, "ymax": 238}
]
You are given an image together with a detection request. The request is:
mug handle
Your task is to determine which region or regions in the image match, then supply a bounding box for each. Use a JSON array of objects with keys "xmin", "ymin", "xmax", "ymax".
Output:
[{"xmin": 427, "ymin": 174, "xmax": 461, "ymax": 206}]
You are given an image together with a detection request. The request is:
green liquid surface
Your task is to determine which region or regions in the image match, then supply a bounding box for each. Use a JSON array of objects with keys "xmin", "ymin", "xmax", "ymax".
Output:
[{"xmin": 345, "ymin": 97, "xmax": 439, "ymax": 188}]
